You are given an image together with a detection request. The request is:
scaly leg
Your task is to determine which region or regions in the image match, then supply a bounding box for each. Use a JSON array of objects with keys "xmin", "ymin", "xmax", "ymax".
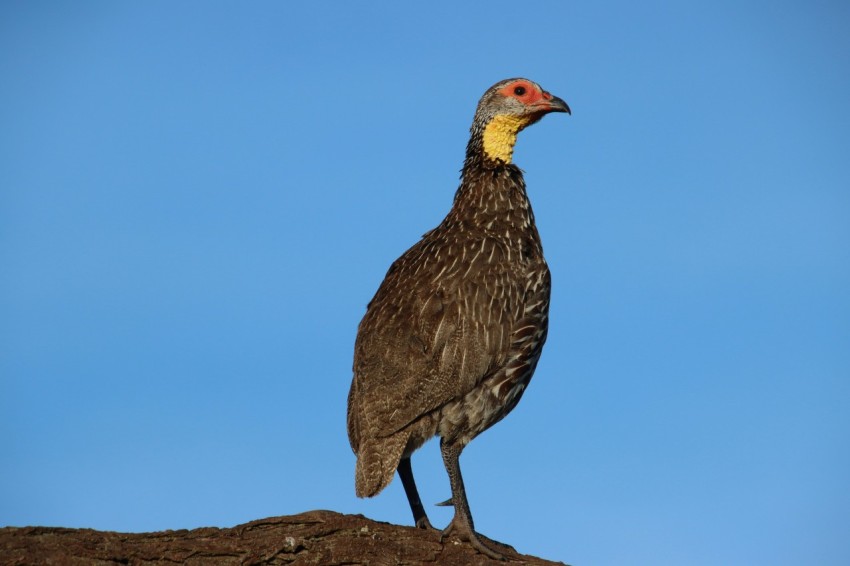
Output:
[{"xmin": 439, "ymin": 438, "xmax": 506, "ymax": 560}]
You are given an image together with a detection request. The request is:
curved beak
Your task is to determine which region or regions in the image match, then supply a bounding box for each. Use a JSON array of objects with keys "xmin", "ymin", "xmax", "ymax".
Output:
[{"xmin": 546, "ymin": 94, "xmax": 571, "ymax": 115}]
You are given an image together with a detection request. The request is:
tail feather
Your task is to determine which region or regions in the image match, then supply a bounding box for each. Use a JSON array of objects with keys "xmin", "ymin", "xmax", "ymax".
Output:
[{"xmin": 354, "ymin": 432, "xmax": 409, "ymax": 498}]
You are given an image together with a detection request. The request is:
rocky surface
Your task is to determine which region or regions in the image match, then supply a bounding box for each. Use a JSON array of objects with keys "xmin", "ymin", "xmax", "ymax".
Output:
[{"xmin": 0, "ymin": 510, "xmax": 567, "ymax": 565}]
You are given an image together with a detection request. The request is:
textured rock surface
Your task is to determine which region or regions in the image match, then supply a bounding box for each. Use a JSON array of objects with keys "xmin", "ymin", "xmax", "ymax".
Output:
[{"xmin": 0, "ymin": 510, "xmax": 567, "ymax": 565}]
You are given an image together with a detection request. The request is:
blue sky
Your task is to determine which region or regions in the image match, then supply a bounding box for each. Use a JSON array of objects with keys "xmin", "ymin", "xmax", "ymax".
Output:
[{"xmin": 2, "ymin": 2, "xmax": 848, "ymax": 564}]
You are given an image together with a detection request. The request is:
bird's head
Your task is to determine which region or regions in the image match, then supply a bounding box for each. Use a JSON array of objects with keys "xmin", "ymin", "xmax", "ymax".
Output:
[{"xmin": 471, "ymin": 78, "xmax": 570, "ymax": 164}]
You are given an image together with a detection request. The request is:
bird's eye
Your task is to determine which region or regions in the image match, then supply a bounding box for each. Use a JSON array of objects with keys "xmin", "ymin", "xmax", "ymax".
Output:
[{"xmin": 513, "ymin": 86, "xmax": 527, "ymax": 96}]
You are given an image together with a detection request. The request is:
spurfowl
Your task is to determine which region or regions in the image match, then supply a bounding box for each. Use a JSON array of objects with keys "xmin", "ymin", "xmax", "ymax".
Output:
[{"xmin": 347, "ymin": 78, "xmax": 569, "ymax": 559}]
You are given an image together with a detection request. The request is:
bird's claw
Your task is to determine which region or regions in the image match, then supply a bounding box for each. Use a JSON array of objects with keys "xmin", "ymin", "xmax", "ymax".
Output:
[{"xmin": 440, "ymin": 516, "xmax": 509, "ymax": 561}]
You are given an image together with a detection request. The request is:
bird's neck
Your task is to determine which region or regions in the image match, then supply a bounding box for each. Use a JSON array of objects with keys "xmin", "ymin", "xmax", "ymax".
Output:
[
  {"xmin": 448, "ymin": 153, "xmax": 536, "ymax": 235},
  {"xmin": 442, "ymin": 115, "xmax": 540, "ymax": 235}
]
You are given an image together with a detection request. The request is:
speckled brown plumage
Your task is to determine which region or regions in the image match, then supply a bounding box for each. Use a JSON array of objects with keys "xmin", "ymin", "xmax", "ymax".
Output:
[{"xmin": 347, "ymin": 78, "xmax": 569, "ymax": 559}]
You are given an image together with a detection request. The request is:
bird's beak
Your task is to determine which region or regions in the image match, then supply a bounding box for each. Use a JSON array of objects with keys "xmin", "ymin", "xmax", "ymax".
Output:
[{"xmin": 545, "ymin": 94, "xmax": 571, "ymax": 115}]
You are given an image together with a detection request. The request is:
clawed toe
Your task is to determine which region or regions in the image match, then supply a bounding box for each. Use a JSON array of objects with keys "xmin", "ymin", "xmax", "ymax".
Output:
[
  {"xmin": 467, "ymin": 533, "xmax": 508, "ymax": 561},
  {"xmin": 440, "ymin": 516, "xmax": 509, "ymax": 561},
  {"xmin": 439, "ymin": 520, "xmax": 454, "ymax": 542}
]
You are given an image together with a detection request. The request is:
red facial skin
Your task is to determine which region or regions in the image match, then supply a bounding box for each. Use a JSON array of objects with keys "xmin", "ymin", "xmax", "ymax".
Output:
[{"xmin": 497, "ymin": 80, "xmax": 555, "ymax": 108}]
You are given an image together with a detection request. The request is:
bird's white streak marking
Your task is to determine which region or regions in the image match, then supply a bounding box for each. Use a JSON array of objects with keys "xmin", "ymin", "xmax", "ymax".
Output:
[
  {"xmin": 433, "ymin": 264, "xmax": 448, "ymax": 282},
  {"xmin": 461, "ymin": 246, "xmax": 483, "ymax": 279}
]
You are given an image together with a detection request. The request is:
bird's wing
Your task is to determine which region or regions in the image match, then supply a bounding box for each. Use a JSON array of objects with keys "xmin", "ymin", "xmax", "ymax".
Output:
[{"xmin": 352, "ymin": 233, "xmax": 527, "ymax": 439}]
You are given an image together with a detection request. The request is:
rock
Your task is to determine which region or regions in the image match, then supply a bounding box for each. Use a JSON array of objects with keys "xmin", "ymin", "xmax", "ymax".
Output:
[{"xmin": 0, "ymin": 510, "xmax": 568, "ymax": 565}]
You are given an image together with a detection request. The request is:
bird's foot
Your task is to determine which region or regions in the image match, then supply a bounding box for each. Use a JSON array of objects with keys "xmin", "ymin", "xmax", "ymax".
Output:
[
  {"xmin": 440, "ymin": 515, "xmax": 512, "ymax": 561},
  {"xmin": 415, "ymin": 516, "xmax": 435, "ymax": 530}
]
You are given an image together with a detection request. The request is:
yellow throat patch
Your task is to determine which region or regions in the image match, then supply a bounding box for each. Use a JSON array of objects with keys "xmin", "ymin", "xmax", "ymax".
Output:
[{"xmin": 482, "ymin": 114, "xmax": 531, "ymax": 163}]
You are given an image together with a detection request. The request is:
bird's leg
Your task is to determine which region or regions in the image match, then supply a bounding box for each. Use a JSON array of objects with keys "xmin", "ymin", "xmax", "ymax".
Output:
[
  {"xmin": 397, "ymin": 456, "xmax": 433, "ymax": 529},
  {"xmin": 439, "ymin": 438, "xmax": 506, "ymax": 561}
]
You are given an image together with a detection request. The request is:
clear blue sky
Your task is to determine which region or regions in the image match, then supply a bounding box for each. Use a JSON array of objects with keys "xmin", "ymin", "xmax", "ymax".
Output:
[{"xmin": 2, "ymin": 2, "xmax": 848, "ymax": 565}]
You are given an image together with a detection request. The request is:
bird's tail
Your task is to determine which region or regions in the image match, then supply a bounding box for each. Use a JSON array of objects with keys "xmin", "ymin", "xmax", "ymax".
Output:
[{"xmin": 354, "ymin": 432, "xmax": 409, "ymax": 498}]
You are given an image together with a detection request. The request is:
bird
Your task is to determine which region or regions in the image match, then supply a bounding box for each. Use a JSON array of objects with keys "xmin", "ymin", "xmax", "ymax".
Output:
[{"xmin": 346, "ymin": 78, "xmax": 569, "ymax": 559}]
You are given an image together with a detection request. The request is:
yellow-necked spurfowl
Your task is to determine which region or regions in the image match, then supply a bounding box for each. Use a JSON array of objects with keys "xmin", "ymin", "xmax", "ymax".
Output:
[{"xmin": 347, "ymin": 78, "xmax": 570, "ymax": 559}]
